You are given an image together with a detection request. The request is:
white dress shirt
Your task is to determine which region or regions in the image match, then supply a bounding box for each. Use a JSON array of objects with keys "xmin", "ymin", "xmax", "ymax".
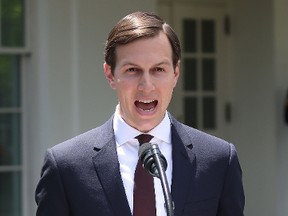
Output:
[{"xmin": 113, "ymin": 106, "xmax": 173, "ymax": 216}]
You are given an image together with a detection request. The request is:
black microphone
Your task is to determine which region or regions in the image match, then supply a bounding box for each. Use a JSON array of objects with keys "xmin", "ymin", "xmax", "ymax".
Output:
[
  {"xmin": 138, "ymin": 143, "xmax": 167, "ymax": 178},
  {"xmin": 138, "ymin": 143, "xmax": 174, "ymax": 216}
]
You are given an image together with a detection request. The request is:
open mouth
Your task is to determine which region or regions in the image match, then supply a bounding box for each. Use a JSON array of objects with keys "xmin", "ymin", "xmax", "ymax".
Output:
[{"xmin": 135, "ymin": 100, "xmax": 158, "ymax": 112}]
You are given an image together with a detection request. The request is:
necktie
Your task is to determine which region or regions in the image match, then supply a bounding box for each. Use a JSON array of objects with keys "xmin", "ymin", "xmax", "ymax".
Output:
[{"xmin": 133, "ymin": 134, "xmax": 156, "ymax": 216}]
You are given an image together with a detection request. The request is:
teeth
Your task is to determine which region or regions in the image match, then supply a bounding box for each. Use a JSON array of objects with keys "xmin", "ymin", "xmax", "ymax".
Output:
[
  {"xmin": 138, "ymin": 100, "xmax": 155, "ymax": 103},
  {"xmin": 141, "ymin": 108, "xmax": 154, "ymax": 112}
]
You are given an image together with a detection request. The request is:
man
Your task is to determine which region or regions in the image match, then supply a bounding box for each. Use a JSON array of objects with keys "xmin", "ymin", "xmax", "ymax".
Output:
[{"xmin": 35, "ymin": 11, "xmax": 245, "ymax": 216}]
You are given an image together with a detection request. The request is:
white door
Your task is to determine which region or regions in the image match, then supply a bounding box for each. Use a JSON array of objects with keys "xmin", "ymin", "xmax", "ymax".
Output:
[{"xmin": 171, "ymin": 4, "xmax": 228, "ymax": 138}]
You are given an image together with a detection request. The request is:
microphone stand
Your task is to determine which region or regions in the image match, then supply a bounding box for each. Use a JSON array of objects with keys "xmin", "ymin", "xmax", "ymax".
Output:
[{"xmin": 151, "ymin": 145, "xmax": 174, "ymax": 216}]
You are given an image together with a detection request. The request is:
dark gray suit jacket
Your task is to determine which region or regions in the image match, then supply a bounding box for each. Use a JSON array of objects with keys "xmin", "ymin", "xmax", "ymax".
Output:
[{"xmin": 35, "ymin": 114, "xmax": 245, "ymax": 216}]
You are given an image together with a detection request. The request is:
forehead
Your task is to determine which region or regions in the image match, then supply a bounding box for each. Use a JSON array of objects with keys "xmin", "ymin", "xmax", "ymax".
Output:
[{"xmin": 115, "ymin": 32, "xmax": 173, "ymax": 65}]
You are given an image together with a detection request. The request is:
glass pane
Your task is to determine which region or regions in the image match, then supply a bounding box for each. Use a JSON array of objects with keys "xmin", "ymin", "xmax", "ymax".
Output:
[
  {"xmin": 184, "ymin": 97, "xmax": 197, "ymax": 128},
  {"xmin": 0, "ymin": 55, "xmax": 21, "ymax": 107},
  {"xmin": 203, "ymin": 97, "xmax": 216, "ymax": 129},
  {"xmin": 0, "ymin": 171, "xmax": 21, "ymax": 216},
  {"xmin": 201, "ymin": 20, "xmax": 215, "ymax": 53},
  {"xmin": 183, "ymin": 19, "xmax": 196, "ymax": 52},
  {"xmin": 0, "ymin": 113, "xmax": 21, "ymax": 165},
  {"xmin": 202, "ymin": 58, "xmax": 216, "ymax": 91},
  {"xmin": 1, "ymin": 0, "xmax": 25, "ymax": 47},
  {"xmin": 184, "ymin": 58, "xmax": 197, "ymax": 91}
]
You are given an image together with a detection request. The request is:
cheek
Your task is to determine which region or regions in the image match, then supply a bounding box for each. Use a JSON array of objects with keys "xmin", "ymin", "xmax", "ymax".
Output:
[
  {"xmin": 113, "ymin": 78, "xmax": 123, "ymax": 90},
  {"xmin": 166, "ymin": 82, "xmax": 176, "ymax": 100},
  {"xmin": 116, "ymin": 81, "xmax": 133, "ymax": 98},
  {"xmin": 166, "ymin": 78, "xmax": 178, "ymax": 90}
]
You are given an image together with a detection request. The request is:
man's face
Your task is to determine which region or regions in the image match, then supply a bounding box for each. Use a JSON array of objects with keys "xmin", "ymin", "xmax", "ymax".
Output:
[{"xmin": 104, "ymin": 32, "xmax": 180, "ymax": 132}]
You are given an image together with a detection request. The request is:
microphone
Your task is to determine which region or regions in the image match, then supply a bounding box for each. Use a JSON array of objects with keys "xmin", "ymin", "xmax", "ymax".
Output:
[
  {"xmin": 138, "ymin": 143, "xmax": 167, "ymax": 178},
  {"xmin": 138, "ymin": 143, "xmax": 174, "ymax": 216}
]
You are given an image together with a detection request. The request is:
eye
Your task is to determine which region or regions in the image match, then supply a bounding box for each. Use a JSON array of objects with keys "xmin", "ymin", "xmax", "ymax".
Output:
[
  {"xmin": 153, "ymin": 67, "xmax": 165, "ymax": 72},
  {"xmin": 126, "ymin": 67, "xmax": 139, "ymax": 73}
]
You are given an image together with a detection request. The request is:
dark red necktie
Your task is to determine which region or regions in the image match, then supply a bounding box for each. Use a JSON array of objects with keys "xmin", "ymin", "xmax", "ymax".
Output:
[{"xmin": 133, "ymin": 134, "xmax": 156, "ymax": 216}]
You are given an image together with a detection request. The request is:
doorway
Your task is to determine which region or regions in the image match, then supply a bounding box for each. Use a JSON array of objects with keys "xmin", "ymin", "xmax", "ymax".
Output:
[{"xmin": 170, "ymin": 4, "xmax": 228, "ymax": 138}]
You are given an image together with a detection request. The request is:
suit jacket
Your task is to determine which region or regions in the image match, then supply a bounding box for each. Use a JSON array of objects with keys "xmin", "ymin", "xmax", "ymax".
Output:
[{"xmin": 35, "ymin": 114, "xmax": 245, "ymax": 216}]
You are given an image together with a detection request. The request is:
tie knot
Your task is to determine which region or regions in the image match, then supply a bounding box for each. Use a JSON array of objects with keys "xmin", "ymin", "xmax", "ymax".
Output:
[{"xmin": 136, "ymin": 134, "xmax": 153, "ymax": 145}]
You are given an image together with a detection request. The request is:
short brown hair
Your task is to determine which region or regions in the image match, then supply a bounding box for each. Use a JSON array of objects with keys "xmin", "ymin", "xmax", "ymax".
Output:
[{"xmin": 104, "ymin": 11, "xmax": 181, "ymax": 73}]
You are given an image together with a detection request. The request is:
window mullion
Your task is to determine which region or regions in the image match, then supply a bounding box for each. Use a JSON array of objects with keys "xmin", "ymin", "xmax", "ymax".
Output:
[{"xmin": 0, "ymin": 165, "xmax": 22, "ymax": 172}]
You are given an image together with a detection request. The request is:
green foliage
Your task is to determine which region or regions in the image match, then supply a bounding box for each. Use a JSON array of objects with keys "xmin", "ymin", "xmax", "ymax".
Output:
[
  {"xmin": 0, "ymin": 55, "xmax": 20, "ymax": 107},
  {"xmin": 1, "ymin": 0, "xmax": 25, "ymax": 47}
]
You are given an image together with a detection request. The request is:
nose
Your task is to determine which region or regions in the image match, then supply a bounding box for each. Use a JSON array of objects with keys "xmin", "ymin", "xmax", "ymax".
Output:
[{"xmin": 138, "ymin": 72, "xmax": 155, "ymax": 92}]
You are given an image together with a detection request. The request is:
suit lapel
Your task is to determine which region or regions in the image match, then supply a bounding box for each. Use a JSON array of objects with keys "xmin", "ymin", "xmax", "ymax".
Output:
[
  {"xmin": 91, "ymin": 114, "xmax": 196, "ymax": 216},
  {"xmin": 170, "ymin": 118, "xmax": 196, "ymax": 216},
  {"xmin": 92, "ymin": 118, "xmax": 132, "ymax": 216}
]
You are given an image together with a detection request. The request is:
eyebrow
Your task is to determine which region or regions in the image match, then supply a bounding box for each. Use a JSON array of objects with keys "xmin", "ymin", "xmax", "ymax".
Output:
[
  {"xmin": 120, "ymin": 59, "xmax": 172, "ymax": 68},
  {"xmin": 154, "ymin": 60, "xmax": 171, "ymax": 66},
  {"xmin": 120, "ymin": 62, "xmax": 138, "ymax": 67}
]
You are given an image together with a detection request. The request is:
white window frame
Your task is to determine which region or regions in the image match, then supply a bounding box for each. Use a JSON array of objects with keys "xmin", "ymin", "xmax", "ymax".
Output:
[
  {"xmin": 171, "ymin": 3, "xmax": 227, "ymax": 138},
  {"xmin": 0, "ymin": 0, "xmax": 30, "ymax": 215}
]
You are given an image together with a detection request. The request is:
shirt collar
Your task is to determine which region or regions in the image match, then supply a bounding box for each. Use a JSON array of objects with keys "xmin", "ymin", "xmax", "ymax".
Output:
[
  {"xmin": 113, "ymin": 105, "xmax": 171, "ymax": 146},
  {"xmin": 149, "ymin": 112, "xmax": 171, "ymax": 144}
]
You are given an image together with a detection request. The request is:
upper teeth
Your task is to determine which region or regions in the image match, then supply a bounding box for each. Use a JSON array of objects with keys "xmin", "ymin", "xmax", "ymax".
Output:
[{"xmin": 138, "ymin": 100, "xmax": 154, "ymax": 103}]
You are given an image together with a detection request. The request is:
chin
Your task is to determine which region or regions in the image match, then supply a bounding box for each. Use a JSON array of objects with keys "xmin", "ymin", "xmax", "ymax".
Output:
[{"xmin": 135, "ymin": 121, "xmax": 158, "ymax": 133}]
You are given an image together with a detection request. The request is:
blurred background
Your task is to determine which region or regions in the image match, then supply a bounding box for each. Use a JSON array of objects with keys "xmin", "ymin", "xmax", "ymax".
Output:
[{"xmin": 0, "ymin": 0, "xmax": 287, "ymax": 215}]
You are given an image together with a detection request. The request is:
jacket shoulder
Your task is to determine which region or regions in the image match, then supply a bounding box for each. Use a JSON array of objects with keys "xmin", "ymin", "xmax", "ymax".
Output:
[
  {"xmin": 49, "ymin": 116, "xmax": 114, "ymax": 159},
  {"xmin": 169, "ymin": 114, "xmax": 233, "ymax": 156}
]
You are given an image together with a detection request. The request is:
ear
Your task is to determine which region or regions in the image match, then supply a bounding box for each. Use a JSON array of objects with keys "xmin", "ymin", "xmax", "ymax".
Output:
[
  {"xmin": 173, "ymin": 61, "xmax": 180, "ymax": 88},
  {"xmin": 103, "ymin": 63, "xmax": 116, "ymax": 89}
]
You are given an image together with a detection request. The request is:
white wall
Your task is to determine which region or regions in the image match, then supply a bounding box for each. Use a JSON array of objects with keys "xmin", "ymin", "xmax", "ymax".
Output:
[
  {"xmin": 274, "ymin": 0, "xmax": 288, "ymax": 215},
  {"xmin": 27, "ymin": 0, "xmax": 156, "ymax": 215},
  {"xmin": 226, "ymin": 0, "xmax": 288, "ymax": 214},
  {"xmin": 228, "ymin": 0, "xmax": 277, "ymax": 215}
]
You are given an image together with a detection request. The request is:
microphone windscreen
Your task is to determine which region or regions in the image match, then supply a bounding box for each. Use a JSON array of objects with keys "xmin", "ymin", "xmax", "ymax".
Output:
[{"xmin": 138, "ymin": 142, "xmax": 152, "ymax": 158}]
